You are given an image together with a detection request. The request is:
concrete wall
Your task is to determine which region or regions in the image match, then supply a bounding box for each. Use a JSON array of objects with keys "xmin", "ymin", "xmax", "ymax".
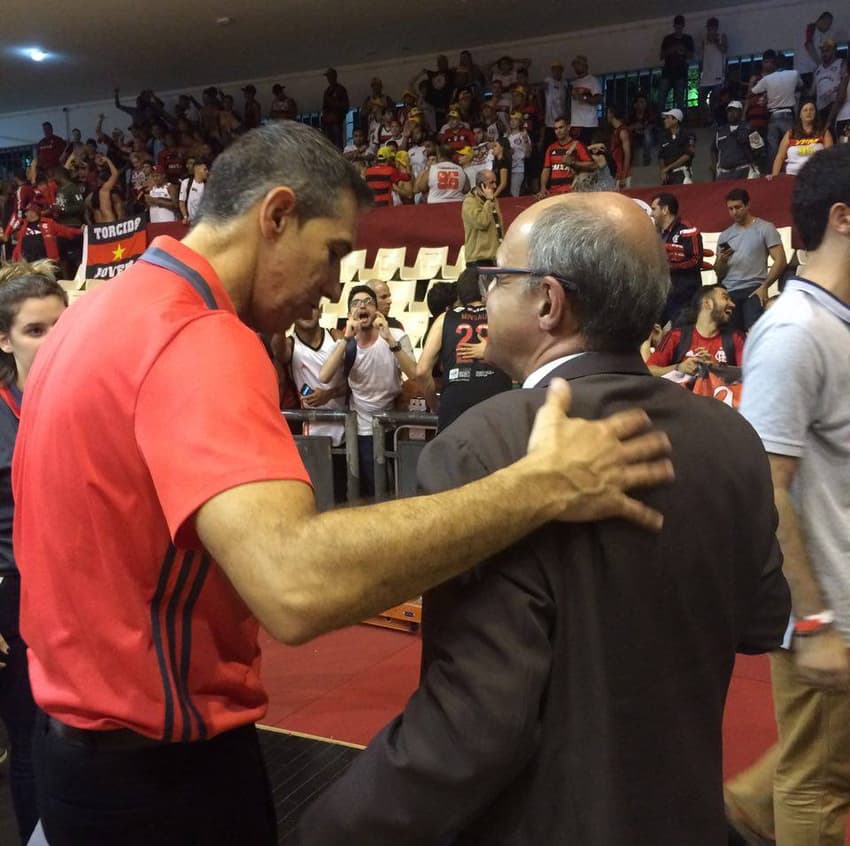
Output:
[{"xmin": 1, "ymin": 0, "xmax": 843, "ymax": 149}]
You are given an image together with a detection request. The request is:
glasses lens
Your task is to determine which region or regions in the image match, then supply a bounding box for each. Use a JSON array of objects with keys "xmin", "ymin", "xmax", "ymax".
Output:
[{"xmin": 351, "ymin": 298, "xmax": 374, "ymax": 308}]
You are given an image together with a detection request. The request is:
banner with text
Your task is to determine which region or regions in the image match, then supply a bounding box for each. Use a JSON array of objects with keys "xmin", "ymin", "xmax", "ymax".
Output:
[{"xmin": 83, "ymin": 216, "xmax": 146, "ymax": 280}]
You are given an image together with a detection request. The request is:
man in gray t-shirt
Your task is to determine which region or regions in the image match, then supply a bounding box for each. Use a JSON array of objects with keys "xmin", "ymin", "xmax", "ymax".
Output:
[
  {"xmin": 725, "ymin": 145, "xmax": 850, "ymax": 846},
  {"xmin": 713, "ymin": 187, "xmax": 786, "ymax": 332}
]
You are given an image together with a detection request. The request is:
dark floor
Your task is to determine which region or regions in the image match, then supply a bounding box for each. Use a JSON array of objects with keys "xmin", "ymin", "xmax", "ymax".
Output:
[{"xmin": 0, "ymin": 726, "xmax": 359, "ymax": 845}]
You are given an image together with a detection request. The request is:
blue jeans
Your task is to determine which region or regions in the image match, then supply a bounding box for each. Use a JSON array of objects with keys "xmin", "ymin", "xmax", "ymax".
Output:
[
  {"xmin": 658, "ymin": 76, "xmax": 687, "ymax": 113},
  {"xmin": 768, "ymin": 111, "xmax": 795, "ymax": 172}
]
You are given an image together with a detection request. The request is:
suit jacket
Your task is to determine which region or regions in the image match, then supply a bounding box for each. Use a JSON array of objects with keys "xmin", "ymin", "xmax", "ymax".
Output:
[{"xmin": 298, "ymin": 352, "xmax": 790, "ymax": 846}]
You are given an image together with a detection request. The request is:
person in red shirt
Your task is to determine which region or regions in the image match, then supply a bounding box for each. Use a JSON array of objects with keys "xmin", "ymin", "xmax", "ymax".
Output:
[
  {"xmin": 3, "ymin": 171, "xmax": 34, "ymax": 242},
  {"xmin": 440, "ymin": 109, "xmax": 476, "ymax": 159},
  {"xmin": 36, "ymin": 123, "xmax": 66, "ymax": 171},
  {"xmin": 647, "ymin": 284, "xmax": 745, "ymax": 376},
  {"xmin": 10, "ymin": 204, "xmax": 82, "ymax": 263},
  {"xmin": 364, "ymin": 147, "xmax": 412, "ymax": 206},
  {"xmin": 538, "ymin": 117, "xmax": 596, "ymax": 196},
  {"xmin": 13, "ymin": 122, "xmax": 672, "ymax": 845}
]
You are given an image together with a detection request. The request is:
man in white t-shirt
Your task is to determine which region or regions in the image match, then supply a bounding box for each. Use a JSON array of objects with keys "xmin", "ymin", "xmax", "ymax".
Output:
[
  {"xmin": 699, "ymin": 17, "xmax": 728, "ymax": 124},
  {"xmin": 794, "ymin": 11, "xmax": 834, "ymax": 90},
  {"xmin": 569, "ymin": 55, "xmax": 602, "ymax": 146},
  {"xmin": 178, "ymin": 159, "xmax": 209, "ymax": 225},
  {"xmin": 415, "ymin": 146, "xmax": 469, "ymax": 204},
  {"xmin": 750, "ymin": 50, "xmax": 802, "ymax": 168},
  {"xmin": 543, "ymin": 61, "xmax": 569, "ymax": 147},
  {"xmin": 318, "ymin": 285, "xmax": 417, "ymax": 498},
  {"xmin": 814, "ymin": 39, "xmax": 847, "ymax": 123}
]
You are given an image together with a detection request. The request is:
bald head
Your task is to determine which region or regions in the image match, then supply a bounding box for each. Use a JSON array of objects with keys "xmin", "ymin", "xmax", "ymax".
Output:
[
  {"xmin": 368, "ymin": 278, "xmax": 393, "ymax": 316},
  {"xmin": 492, "ymin": 191, "xmax": 670, "ymax": 358}
]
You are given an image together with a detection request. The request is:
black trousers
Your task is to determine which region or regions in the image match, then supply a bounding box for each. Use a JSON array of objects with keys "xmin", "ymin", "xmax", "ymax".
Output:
[
  {"xmin": 728, "ymin": 285, "xmax": 764, "ymax": 333},
  {"xmin": 0, "ymin": 573, "xmax": 38, "ymax": 844},
  {"xmin": 34, "ymin": 716, "xmax": 277, "ymax": 845}
]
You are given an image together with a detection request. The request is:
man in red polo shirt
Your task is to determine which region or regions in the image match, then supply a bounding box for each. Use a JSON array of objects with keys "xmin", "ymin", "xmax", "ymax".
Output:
[
  {"xmin": 13, "ymin": 122, "xmax": 672, "ymax": 844},
  {"xmin": 538, "ymin": 116, "xmax": 595, "ymax": 196},
  {"xmin": 36, "ymin": 122, "xmax": 66, "ymax": 171}
]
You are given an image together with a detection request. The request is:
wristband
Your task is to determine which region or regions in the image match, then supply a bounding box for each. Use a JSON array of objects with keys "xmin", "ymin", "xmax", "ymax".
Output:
[
  {"xmin": 793, "ymin": 610, "xmax": 835, "ymax": 637},
  {"xmin": 388, "ymin": 343, "xmax": 401, "ymax": 353}
]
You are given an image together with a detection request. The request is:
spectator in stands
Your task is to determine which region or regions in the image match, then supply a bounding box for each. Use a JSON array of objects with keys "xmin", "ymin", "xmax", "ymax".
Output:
[
  {"xmin": 750, "ymin": 49, "xmax": 803, "ymax": 169},
  {"xmin": 343, "ymin": 128, "xmax": 374, "ymax": 174},
  {"xmin": 771, "ymin": 99, "xmax": 834, "ymax": 176},
  {"xmin": 489, "ymin": 55, "xmax": 530, "ymax": 88},
  {"xmin": 569, "ymin": 56, "xmax": 602, "ymax": 146},
  {"xmin": 416, "ymin": 145, "xmax": 468, "ymax": 204},
  {"xmin": 488, "ymin": 79, "xmax": 512, "ymax": 120},
  {"xmin": 658, "ymin": 108, "xmax": 695, "ymax": 184},
  {"xmin": 440, "ymin": 109, "xmax": 475, "ymax": 157},
  {"xmin": 241, "ymin": 85, "xmax": 262, "ymax": 130},
  {"xmin": 815, "ymin": 39, "xmax": 846, "ymax": 125},
  {"xmin": 658, "ymin": 15, "xmax": 695, "ymax": 114},
  {"xmin": 0, "ymin": 260, "xmax": 68, "ymax": 845},
  {"xmin": 699, "ymin": 18, "xmax": 728, "ymax": 125},
  {"xmin": 414, "ymin": 56, "xmax": 456, "ymax": 129},
  {"xmin": 726, "ymin": 141, "xmax": 850, "ymax": 846},
  {"xmin": 538, "ymin": 117, "xmax": 595, "ymax": 197},
  {"xmin": 157, "ymin": 132, "xmax": 186, "ymax": 183},
  {"xmin": 507, "ymin": 112, "xmax": 532, "ymax": 195},
  {"xmin": 321, "ymin": 68, "xmax": 349, "ymax": 149},
  {"xmin": 368, "ymin": 280, "xmax": 410, "ymax": 335},
  {"xmin": 362, "ymin": 77, "xmax": 395, "ymax": 127},
  {"xmin": 52, "ymin": 168, "xmax": 86, "ymax": 277},
  {"xmin": 607, "ymin": 106, "xmax": 632, "ymax": 188},
  {"xmin": 269, "ymin": 84, "xmax": 298, "ymax": 121},
  {"xmin": 3, "ymin": 172, "xmax": 33, "ymax": 245},
  {"xmin": 647, "ymin": 285, "xmax": 744, "ymax": 376},
  {"xmin": 714, "ymin": 187, "xmax": 787, "ymax": 334},
  {"xmin": 88, "ymin": 155, "xmax": 122, "ymax": 224},
  {"xmin": 145, "ymin": 165, "xmax": 178, "ymax": 223},
  {"xmin": 462, "ymin": 170, "xmax": 504, "ymax": 268},
  {"xmin": 178, "ymin": 159, "xmax": 209, "ymax": 226},
  {"xmin": 36, "ymin": 123, "xmax": 66, "ymax": 172},
  {"xmin": 489, "ymin": 138, "xmax": 511, "ymax": 198},
  {"xmin": 218, "ymin": 95, "xmax": 242, "ymax": 146},
  {"xmin": 627, "ymin": 94, "xmax": 657, "ymax": 167},
  {"xmin": 299, "ymin": 191, "xmax": 786, "ymax": 846},
  {"xmin": 198, "ymin": 88, "xmax": 222, "ymax": 140},
  {"xmin": 455, "ymin": 50, "xmax": 487, "ymax": 97},
  {"xmin": 417, "ymin": 266, "xmax": 512, "ymax": 430},
  {"xmin": 319, "ymin": 285, "xmax": 417, "ymax": 497},
  {"xmin": 364, "ymin": 147, "xmax": 411, "ymax": 208},
  {"xmin": 542, "ymin": 61, "xmax": 568, "ymax": 148},
  {"xmin": 406, "ymin": 125, "xmax": 432, "ymax": 189},
  {"xmin": 794, "ymin": 11, "xmax": 834, "ymax": 92},
  {"xmin": 650, "ymin": 192, "xmax": 704, "ymax": 325},
  {"xmin": 11, "ymin": 203, "xmax": 82, "ymax": 263},
  {"xmin": 711, "ymin": 101, "xmax": 757, "ymax": 179},
  {"xmin": 832, "ymin": 72, "xmax": 850, "ymax": 139}
]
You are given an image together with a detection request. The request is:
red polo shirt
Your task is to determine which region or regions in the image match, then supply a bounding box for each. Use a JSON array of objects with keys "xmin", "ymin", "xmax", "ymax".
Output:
[{"xmin": 13, "ymin": 236, "xmax": 311, "ymax": 742}]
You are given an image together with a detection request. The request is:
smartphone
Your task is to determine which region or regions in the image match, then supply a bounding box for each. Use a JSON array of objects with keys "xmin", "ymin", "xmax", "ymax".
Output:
[
  {"xmin": 718, "ymin": 242, "xmax": 734, "ymax": 254},
  {"xmin": 300, "ymin": 384, "xmax": 314, "ymax": 397}
]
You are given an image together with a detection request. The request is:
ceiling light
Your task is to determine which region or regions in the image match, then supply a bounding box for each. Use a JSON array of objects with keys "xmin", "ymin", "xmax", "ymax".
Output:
[{"xmin": 28, "ymin": 48, "xmax": 47, "ymax": 62}]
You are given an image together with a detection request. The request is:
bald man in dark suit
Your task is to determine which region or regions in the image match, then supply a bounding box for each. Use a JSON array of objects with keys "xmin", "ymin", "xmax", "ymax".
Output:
[{"xmin": 298, "ymin": 194, "xmax": 790, "ymax": 845}]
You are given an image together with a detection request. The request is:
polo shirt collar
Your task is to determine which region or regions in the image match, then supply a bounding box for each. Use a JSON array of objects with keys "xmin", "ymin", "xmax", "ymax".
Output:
[
  {"xmin": 788, "ymin": 277, "xmax": 850, "ymax": 326},
  {"xmin": 143, "ymin": 236, "xmax": 237, "ymax": 316},
  {"xmin": 523, "ymin": 351, "xmax": 650, "ymax": 388}
]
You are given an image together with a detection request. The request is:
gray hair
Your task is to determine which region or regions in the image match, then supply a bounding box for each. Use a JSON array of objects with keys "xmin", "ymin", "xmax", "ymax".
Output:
[
  {"xmin": 197, "ymin": 122, "xmax": 373, "ymax": 225},
  {"xmin": 475, "ymin": 170, "xmax": 493, "ymax": 187},
  {"xmin": 526, "ymin": 201, "xmax": 670, "ymax": 351}
]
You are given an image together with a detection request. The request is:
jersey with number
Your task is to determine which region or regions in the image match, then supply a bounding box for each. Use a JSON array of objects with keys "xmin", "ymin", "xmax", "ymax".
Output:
[
  {"xmin": 543, "ymin": 141, "xmax": 592, "ymax": 194},
  {"xmin": 427, "ymin": 162, "xmax": 467, "ymax": 204},
  {"xmin": 437, "ymin": 305, "xmax": 512, "ymax": 430},
  {"xmin": 290, "ymin": 329, "xmax": 347, "ymax": 446}
]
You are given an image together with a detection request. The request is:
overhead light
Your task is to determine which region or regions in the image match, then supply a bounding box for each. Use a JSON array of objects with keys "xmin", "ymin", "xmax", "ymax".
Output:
[{"xmin": 28, "ymin": 48, "xmax": 47, "ymax": 62}]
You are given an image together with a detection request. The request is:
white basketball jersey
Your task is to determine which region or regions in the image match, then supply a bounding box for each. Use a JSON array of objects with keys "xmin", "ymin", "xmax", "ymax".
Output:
[
  {"xmin": 427, "ymin": 162, "xmax": 466, "ymax": 204},
  {"xmin": 290, "ymin": 329, "xmax": 347, "ymax": 445}
]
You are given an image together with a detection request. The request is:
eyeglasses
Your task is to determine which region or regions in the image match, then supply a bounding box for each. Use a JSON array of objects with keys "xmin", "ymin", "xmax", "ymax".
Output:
[
  {"xmin": 477, "ymin": 267, "xmax": 576, "ymax": 300},
  {"xmin": 350, "ymin": 297, "xmax": 375, "ymax": 308}
]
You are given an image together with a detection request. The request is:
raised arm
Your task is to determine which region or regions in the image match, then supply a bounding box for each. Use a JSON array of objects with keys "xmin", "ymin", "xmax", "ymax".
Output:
[{"xmin": 416, "ymin": 312, "xmax": 445, "ymax": 411}]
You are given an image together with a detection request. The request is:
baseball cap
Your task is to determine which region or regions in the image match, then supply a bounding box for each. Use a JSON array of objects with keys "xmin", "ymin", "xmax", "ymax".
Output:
[
  {"xmin": 661, "ymin": 108, "xmax": 684, "ymax": 122},
  {"xmin": 395, "ymin": 150, "xmax": 410, "ymax": 168},
  {"xmin": 376, "ymin": 146, "xmax": 394, "ymax": 161},
  {"xmin": 448, "ymin": 108, "xmax": 461, "ymax": 118},
  {"xmin": 242, "ymin": 84, "xmax": 257, "ymax": 95},
  {"xmin": 510, "ymin": 110, "xmax": 523, "ymax": 119},
  {"xmin": 457, "ymin": 146, "xmax": 474, "ymax": 158},
  {"xmin": 726, "ymin": 100, "xmax": 744, "ymax": 110}
]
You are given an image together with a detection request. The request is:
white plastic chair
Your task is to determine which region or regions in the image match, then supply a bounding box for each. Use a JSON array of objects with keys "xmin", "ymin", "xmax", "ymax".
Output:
[
  {"xmin": 339, "ymin": 249, "xmax": 367, "ymax": 284},
  {"xmin": 441, "ymin": 245, "xmax": 466, "ymax": 281},
  {"xmin": 400, "ymin": 246, "xmax": 450, "ymax": 281},
  {"xmin": 361, "ymin": 247, "xmax": 407, "ymax": 282},
  {"xmin": 401, "ymin": 313, "xmax": 431, "ymax": 349},
  {"xmin": 388, "ymin": 281, "xmax": 416, "ymax": 316}
]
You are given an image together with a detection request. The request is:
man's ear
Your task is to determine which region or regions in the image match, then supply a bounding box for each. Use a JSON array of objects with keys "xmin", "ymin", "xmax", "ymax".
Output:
[
  {"xmin": 258, "ymin": 186, "xmax": 297, "ymax": 239},
  {"xmin": 830, "ymin": 202, "xmax": 850, "ymax": 239},
  {"xmin": 538, "ymin": 276, "xmax": 576, "ymax": 333}
]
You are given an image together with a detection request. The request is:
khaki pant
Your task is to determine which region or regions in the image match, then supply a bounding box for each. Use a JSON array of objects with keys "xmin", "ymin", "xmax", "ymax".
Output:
[{"xmin": 726, "ymin": 649, "xmax": 850, "ymax": 844}]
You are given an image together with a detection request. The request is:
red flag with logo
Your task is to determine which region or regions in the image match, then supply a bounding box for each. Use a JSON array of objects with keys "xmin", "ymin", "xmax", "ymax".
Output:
[{"xmin": 82, "ymin": 215, "xmax": 146, "ymax": 281}]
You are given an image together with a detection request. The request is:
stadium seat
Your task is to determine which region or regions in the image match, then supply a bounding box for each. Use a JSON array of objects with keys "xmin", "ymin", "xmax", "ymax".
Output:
[
  {"xmin": 400, "ymin": 246, "xmax": 450, "ymax": 281},
  {"xmin": 441, "ymin": 245, "xmax": 466, "ymax": 281},
  {"xmin": 402, "ymin": 313, "xmax": 431, "ymax": 349},
  {"xmin": 389, "ymin": 280, "xmax": 416, "ymax": 316},
  {"xmin": 361, "ymin": 247, "xmax": 407, "ymax": 282},
  {"xmin": 339, "ymin": 249, "xmax": 367, "ymax": 284}
]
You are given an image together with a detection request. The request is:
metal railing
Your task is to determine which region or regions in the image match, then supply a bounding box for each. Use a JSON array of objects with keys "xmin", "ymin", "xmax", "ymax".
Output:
[{"xmin": 371, "ymin": 411, "xmax": 438, "ymax": 502}]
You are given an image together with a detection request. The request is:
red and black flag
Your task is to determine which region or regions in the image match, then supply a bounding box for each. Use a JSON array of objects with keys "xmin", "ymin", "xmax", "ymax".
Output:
[{"xmin": 82, "ymin": 216, "xmax": 146, "ymax": 281}]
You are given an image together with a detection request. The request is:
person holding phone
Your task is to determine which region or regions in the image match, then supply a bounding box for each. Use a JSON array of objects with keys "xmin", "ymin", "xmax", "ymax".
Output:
[
  {"xmin": 463, "ymin": 170, "xmax": 505, "ymax": 267},
  {"xmin": 714, "ymin": 187, "xmax": 787, "ymax": 332}
]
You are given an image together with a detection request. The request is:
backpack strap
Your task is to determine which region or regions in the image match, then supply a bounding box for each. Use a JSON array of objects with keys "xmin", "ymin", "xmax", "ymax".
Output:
[
  {"xmin": 343, "ymin": 337, "xmax": 358, "ymax": 378},
  {"xmin": 673, "ymin": 324, "xmax": 695, "ymax": 364},
  {"xmin": 721, "ymin": 330, "xmax": 737, "ymax": 366}
]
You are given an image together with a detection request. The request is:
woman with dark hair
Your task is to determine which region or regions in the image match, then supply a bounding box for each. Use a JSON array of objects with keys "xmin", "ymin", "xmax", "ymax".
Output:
[
  {"xmin": 771, "ymin": 99, "xmax": 834, "ymax": 176},
  {"xmin": 489, "ymin": 137, "xmax": 511, "ymax": 197},
  {"xmin": 416, "ymin": 267, "xmax": 511, "ymax": 431},
  {"xmin": 0, "ymin": 260, "xmax": 67, "ymax": 844}
]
